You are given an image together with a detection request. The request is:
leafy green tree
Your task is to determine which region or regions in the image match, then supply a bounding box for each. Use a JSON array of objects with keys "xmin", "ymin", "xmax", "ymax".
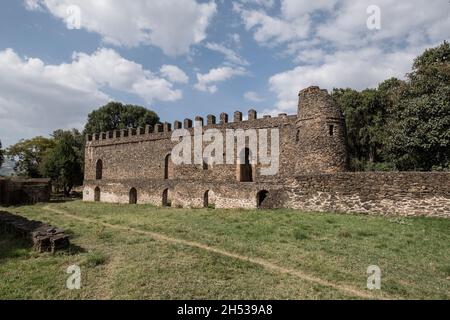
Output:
[
  {"xmin": 42, "ymin": 130, "xmax": 84, "ymax": 196},
  {"xmin": 84, "ymin": 102, "xmax": 159, "ymax": 135},
  {"xmin": 332, "ymin": 87, "xmax": 392, "ymax": 171},
  {"xmin": 6, "ymin": 137, "xmax": 56, "ymax": 177},
  {"xmin": 384, "ymin": 41, "xmax": 450, "ymax": 171}
]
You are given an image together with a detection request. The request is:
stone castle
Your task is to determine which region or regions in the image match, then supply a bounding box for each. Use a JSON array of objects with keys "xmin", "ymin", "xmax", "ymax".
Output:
[{"xmin": 83, "ymin": 86, "xmax": 450, "ymax": 217}]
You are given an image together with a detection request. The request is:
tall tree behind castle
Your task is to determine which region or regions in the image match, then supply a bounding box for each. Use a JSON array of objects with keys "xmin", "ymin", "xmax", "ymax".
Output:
[
  {"xmin": 333, "ymin": 41, "xmax": 450, "ymax": 171},
  {"xmin": 84, "ymin": 102, "xmax": 159, "ymax": 135}
]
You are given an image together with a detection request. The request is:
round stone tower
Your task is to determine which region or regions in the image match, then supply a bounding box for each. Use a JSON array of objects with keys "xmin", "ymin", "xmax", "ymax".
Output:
[{"xmin": 295, "ymin": 86, "xmax": 348, "ymax": 173}]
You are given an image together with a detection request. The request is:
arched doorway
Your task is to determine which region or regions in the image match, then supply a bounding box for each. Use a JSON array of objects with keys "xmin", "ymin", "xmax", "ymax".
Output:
[
  {"xmin": 257, "ymin": 190, "xmax": 269, "ymax": 209},
  {"xmin": 162, "ymin": 189, "xmax": 171, "ymax": 207},
  {"xmin": 238, "ymin": 148, "xmax": 253, "ymax": 182},
  {"xmin": 203, "ymin": 190, "xmax": 209, "ymax": 208},
  {"xmin": 96, "ymin": 159, "xmax": 103, "ymax": 180},
  {"xmin": 94, "ymin": 187, "xmax": 101, "ymax": 202},
  {"xmin": 164, "ymin": 154, "xmax": 173, "ymax": 179},
  {"xmin": 129, "ymin": 188, "xmax": 137, "ymax": 204}
]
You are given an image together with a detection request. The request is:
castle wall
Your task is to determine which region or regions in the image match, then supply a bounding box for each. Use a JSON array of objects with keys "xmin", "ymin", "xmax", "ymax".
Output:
[
  {"xmin": 82, "ymin": 87, "xmax": 450, "ymax": 218},
  {"xmin": 287, "ymin": 172, "xmax": 450, "ymax": 218},
  {"xmin": 84, "ymin": 113, "xmax": 300, "ymax": 184}
]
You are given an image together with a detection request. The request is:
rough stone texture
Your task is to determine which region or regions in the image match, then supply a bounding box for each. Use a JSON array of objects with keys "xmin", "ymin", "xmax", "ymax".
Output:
[
  {"xmin": 0, "ymin": 178, "xmax": 51, "ymax": 205},
  {"xmin": 286, "ymin": 172, "xmax": 450, "ymax": 218},
  {"xmin": 0, "ymin": 211, "xmax": 70, "ymax": 253},
  {"xmin": 83, "ymin": 86, "xmax": 450, "ymax": 217}
]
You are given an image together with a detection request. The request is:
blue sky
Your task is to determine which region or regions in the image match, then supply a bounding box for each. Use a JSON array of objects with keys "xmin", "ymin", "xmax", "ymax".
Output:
[{"xmin": 0, "ymin": 0, "xmax": 449, "ymax": 146}]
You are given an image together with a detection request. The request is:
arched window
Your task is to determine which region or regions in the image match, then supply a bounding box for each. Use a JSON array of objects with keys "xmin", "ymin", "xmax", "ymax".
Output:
[
  {"xmin": 129, "ymin": 188, "xmax": 137, "ymax": 204},
  {"xmin": 96, "ymin": 159, "xmax": 103, "ymax": 180},
  {"xmin": 164, "ymin": 154, "xmax": 172, "ymax": 179},
  {"xmin": 257, "ymin": 190, "xmax": 269, "ymax": 209},
  {"xmin": 94, "ymin": 187, "xmax": 101, "ymax": 202},
  {"xmin": 162, "ymin": 189, "xmax": 171, "ymax": 207},
  {"xmin": 238, "ymin": 148, "xmax": 253, "ymax": 182},
  {"xmin": 203, "ymin": 190, "xmax": 209, "ymax": 208}
]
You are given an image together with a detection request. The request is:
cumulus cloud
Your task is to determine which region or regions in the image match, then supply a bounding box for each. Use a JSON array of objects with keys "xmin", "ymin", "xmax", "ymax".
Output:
[
  {"xmin": 0, "ymin": 48, "xmax": 182, "ymax": 146},
  {"xmin": 244, "ymin": 91, "xmax": 264, "ymax": 102},
  {"xmin": 24, "ymin": 0, "xmax": 217, "ymax": 56},
  {"xmin": 195, "ymin": 66, "xmax": 247, "ymax": 93},
  {"xmin": 205, "ymin": 42, "xmax": 249, "ymax": 66},
  {"xmin": 269, "ymin": 47, "xmax": 424, "ymax": 113},
  {"xmin": 160, "ymin": 65, "xmax": 189, "ymax": 84},
  {"xmin": 234, "ymin": 0, "xmax": 450, "ymax": 113}
]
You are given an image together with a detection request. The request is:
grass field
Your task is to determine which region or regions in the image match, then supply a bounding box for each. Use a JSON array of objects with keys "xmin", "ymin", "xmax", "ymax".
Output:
[{"xmin": 0, "ymin": 200, "xmax": 449, "ymax": 300}]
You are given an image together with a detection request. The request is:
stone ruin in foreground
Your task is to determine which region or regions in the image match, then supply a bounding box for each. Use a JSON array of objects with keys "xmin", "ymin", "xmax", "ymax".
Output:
[
  {"xmin": 0, "ymin": 211, "xmax": 70, "ymax": 253},
  {"xmin": 83, "ymin": 86, "xmax": 450, "ymax": 218}
]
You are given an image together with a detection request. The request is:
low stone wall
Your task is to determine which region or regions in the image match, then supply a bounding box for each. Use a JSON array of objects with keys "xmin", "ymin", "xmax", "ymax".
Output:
[
  {"xmin": 0, "ymin": 178, "xmax": 51, "ymax": 205},
  {"xmin": 0, "ymin": 211, "xmax": 70, "ymax": 253},
  {"xmin": 287, "ymin": 172, "xmax": 450, "ymax": 218}
]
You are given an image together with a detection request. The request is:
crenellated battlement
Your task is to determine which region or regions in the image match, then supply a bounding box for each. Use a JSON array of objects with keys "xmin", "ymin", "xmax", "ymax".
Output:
[{"xmin": 86, "ymin": 110, "xmax": 294, "ymax": 143}]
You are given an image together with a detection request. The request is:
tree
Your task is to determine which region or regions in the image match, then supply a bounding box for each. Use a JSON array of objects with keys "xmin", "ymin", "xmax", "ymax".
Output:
[
  {"xmin": 6, "ymin": 137, "xmax": 55, "ymax": 177},
  {"xmin": 0, "ymin": 140, "xmax": 4, "ymax": 169},
  {"xmin": 84, "ymin": 102, "xmax": 159, "ymax": 135},
  {"xmin": 42, "ymin": 130, "xmax": 84, "ymax": 196},
  {"xmin": 384, "ymin": 41, "xmax": 450, "ymax": 171},
  {"xmin": 332, "ymin": 87, "xmax": 393, "ymax": 171}
]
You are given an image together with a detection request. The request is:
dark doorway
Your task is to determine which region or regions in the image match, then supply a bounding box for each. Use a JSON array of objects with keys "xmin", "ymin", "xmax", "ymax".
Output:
[
  {"xmin": 239, "ymin": 148, "xmax": 253, "ymax": 182},
  {"xmin": 203, "ymin": 190, "xmax": 209, "ymax": 208},
  {"xmin": 162, "ymin": 189, "xmax": 171, "ymax": 207},
  {"xmin": 94, "ymin": 187, "xmax": 101, "ymax": 202},
  {"xmin": 129, "ymin": 188, "xmax": 137, "ymax": 204},
  {"xmin": 96, "ymin": 160, "xmax": 103, "ymax": 180},
  {"xmin": 257, "ymin": 190, "xmax": 269, "ymax": 208}
]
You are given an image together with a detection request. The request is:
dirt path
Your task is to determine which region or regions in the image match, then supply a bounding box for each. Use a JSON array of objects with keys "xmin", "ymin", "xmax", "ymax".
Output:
[{"xmin": 43, "ymin": 205, "xmax": 393, "ymax": 300}]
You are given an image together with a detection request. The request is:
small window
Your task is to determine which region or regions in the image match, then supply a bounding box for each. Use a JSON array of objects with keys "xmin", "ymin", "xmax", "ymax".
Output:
[
  {"xmin": 96, "ymin": 160, "xmax": 103, "ymax": 180},
  {"xmin": 329, "ymin": 125, "xmax": 334, "ymax": 137},
  {"xmin": 296, "ymin": 130, "xmax": 300, "ymax": 142}
]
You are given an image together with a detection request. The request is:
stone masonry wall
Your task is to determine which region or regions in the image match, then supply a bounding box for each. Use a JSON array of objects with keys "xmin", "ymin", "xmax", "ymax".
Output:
[{"xmin": 287, "ymin": 172, "xmax": 450, "ymax": 218}]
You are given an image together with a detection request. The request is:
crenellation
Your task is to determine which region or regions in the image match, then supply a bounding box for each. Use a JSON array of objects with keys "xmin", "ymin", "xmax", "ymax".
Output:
[
  {"xmin": 174, "ymin": 121, "xmax": 182, "ymax": 130},
  {"xmin": 163, "ymin": 122, "xmax": 172, "ymax": 132},
  {"xmin": 234, "ymin": 111, "xmax": 243, "ymax": 122},
  {"xmin": 195, "ymin": 116, "xmax": 204, "ymax": 127},
  {"xmin": 207, "ymin": 114, "xmax": 216, "ymax": 125},
  {"xmin": 154, "ymin": 123, "xmax": 163, "ymax": 133},
  {"xmin": 184, "ymin": 118, "xmax": 193, "ymax": 128},
  {"xmin": 220, "ymin": 113, "xmax": 228, "ymax": 124}
]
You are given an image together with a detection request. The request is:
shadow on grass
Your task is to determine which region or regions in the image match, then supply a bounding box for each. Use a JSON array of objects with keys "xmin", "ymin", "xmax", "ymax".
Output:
[
  {"xmin": 0, "ymin": 231, "xmax": 86, "ymax": 263},
  {"xmin": 0, "ymin": 232, "xmax": 33, "ymax": 264}
]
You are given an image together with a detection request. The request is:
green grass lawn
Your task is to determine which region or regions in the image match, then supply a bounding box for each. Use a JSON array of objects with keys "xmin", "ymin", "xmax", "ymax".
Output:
[{"xmin": 0, "ymin": 200, "xmax": 449, "ymax": 300}]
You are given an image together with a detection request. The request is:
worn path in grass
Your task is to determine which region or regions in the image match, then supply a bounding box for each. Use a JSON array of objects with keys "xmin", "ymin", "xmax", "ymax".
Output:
[{"xmin": 43, "ymin": 205, "xmax": 392, "ymax": 300}]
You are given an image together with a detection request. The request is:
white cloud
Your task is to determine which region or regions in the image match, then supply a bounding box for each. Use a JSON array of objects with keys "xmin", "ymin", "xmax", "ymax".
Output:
[
  {"xmin": 160, "ymin": 65, "xmax": 189, "ymax": 84},
  {"xmin": 269, "ymin": 46, "xmax": 424, "ymax": 113},
  {"xmin": 205, "ymin": 42, "xmax": 249, "ymax": 66},
  {"xmin": 233, "ymin": 0, "xmax": 450, "ymax": 113},
  {"xmin": 25, "ymin": 0, "xmax": 217, "ymax": 56},
  {"xmin": 240, "ymin": 0, "xmax": 275, "ymax": 9},
  {"xmin": 0, "ymin": 48, "xmax": 182, "ymax": 146},
  {"xmin": 195, "ymin": 66, "xmax": 247, "ymax": 93},
  {"xmin": 234, "ymin": 3, "xmax": 310, "ymax": 45},
  {"xmin": 244, "ymin": 91, "xmax": 264, "ymax": 102}
]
